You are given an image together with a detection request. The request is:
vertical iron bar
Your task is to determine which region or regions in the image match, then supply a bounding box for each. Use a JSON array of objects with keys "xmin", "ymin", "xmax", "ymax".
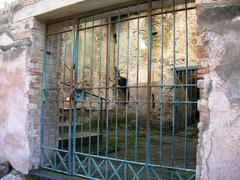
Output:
[
  {"xmin": 67, "ymin": 19, "xmax": 76, "ymax": 175},
  {"xmin": 61, "ymin": 33, "xmax": 67, "ymax": 150},
  {"xmin": 74, "ymin": 23, "xmax": 79, "ymax": 85},
  {"xmin": 81, "ymin": 19, "xmax": 87, "ymax": 153},
  {"xmin": 49, "ymin": 35, "xmax": 54, "ymax": 83},
  {"xmin": 105, "ymin": 17, "xmax": 111, "ymax": 180},
  {"xmin": 46, "ymin": 93, "xmax": 51, "ymax": 145},
  {"xmin": 47, "ymin": 35, "xmax": 54, "ymax": 146},
  {"xmin": 73, "ymin": 18, "xmax": 79, "ymax": 174},
  {"xmin": 146, "ymin": 0, "xmax": 152, "ymax": 179},
  {"xmin": 115, "ymin": 10, "xmax": 121, "ymax": 158},
  {"xmin": 97, "ymin": 19, "xmax": 103, "ymax": 156},
  {"xmin": 88, "ymin": 16, "xmax": 95, "ymax": 176},
  {"xmin": 40, "ymin": 25, "xmax": 48, "ymax": 166},
  {"xmin": 54, "ymin": 32, "xmax": 60, "ymax": 169},
  {"xmin": 124, "ymin": 7, "xmax": 130, "ymax": 180},
  {"xmin": 159, "ymin": 0, "xmax": 164, "ymax": 165},
  {"xmin": 194, "ymin": 69, "xmax": 197, "ymax": 124},
  {"xmin": 104, "ymin": 18, "xmax": 110, "ymax": 133},
  {"xmin": 134, "ymin": 4, "xmax": 140, "ymax": 162},
  {"xmin": 171, "ymin": 0, "xmax": 176, "ymax": 175},
  {"xmin": 80, "ymin": 104, "xmax": 84, "ymax": 153},
  {"xmin": 184, "ymin": 1, "xmax": 189, "ymax": 166}
]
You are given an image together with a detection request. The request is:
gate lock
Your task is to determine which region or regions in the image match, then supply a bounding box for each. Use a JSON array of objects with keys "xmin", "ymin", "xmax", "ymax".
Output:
[{"xmin": 74, "ymin": 89, "xmax": 86, "ymax": 103}]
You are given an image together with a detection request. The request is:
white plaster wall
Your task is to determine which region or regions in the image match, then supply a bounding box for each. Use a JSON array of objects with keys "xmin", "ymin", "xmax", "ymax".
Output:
[{"xmin": 0, "ymin": 46, "xmax": 30, "ymax": 174}]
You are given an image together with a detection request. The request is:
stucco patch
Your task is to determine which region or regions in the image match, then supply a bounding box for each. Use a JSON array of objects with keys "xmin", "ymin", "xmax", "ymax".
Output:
[
  {"xmin": 3, "ymin": 133, "xmax": 24, "ymax": 149},
  {"xmin": 215, "ymin": 55, "xmax": 240, "ymax": 109},
  {"xmin": 0, "ymin": 32, "xmax": 31, "ymax": 52},
  {"xmin": 0, "ymin": 45, "xmax": 30, "ymax": 174},
  {"xmin": 0, "ymin": 32, "xmax": 14, "ymax": 47}
]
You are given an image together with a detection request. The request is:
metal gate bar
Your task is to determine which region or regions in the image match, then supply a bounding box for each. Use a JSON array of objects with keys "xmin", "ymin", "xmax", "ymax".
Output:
[
  {"xmin": 115, "ymin": 10, "xmax": 120, "ymax": 159},
  {"xmin": 171, "ymin": 0, "xmax": 176, "ymax": 171},
  {"xmin": 184, "ymin": 0, "xmax": 189, "ymax": 168},
  {"xmin": 146, "ymin": 1, "xmax": 152, "ymax": 179},
  {"xmin": 40, "ymin": 0, "xmax": 198, "ymax": 179}
]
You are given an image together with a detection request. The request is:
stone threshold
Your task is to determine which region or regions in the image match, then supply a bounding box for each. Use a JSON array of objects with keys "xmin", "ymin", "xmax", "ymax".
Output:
[{"xmin": 30, "ymin": 169, "xmax": 86, "ymax": 180}]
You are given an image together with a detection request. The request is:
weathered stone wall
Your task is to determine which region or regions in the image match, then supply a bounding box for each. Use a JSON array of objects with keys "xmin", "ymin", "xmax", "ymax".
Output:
[
  {"xmin": 0, "ymin": 0, "xmax": 45, "ymax": 174},
  {"xmin": 196, "ymin": 1, "xmax": 240, "ymax": 179}
]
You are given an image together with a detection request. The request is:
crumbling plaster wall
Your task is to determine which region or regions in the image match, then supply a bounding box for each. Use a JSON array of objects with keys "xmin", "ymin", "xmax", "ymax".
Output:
[
  {"xmin": 0, "ymin": 0, "xmax": 45, "ymax": 174},
  {"xmin": 196, "ymin": 1, "xmax": 240, "ymax": 179},
  {"xmin": 0, "ymin": 32, "xmax": 30, "ymax": 174}
]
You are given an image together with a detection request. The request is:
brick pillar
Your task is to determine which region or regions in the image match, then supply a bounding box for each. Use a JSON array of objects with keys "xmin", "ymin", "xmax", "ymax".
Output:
[{"xmin": 25, "ymin": 19, "xmax": 46, "ymax": 170}]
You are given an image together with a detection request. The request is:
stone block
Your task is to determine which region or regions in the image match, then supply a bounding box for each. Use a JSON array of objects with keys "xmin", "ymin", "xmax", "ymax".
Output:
[
  {"xmin": 197, "ymin": 79, "xmax": 204, "ymax": 88},
  {"xmin": 0, "ymin": 162, "xmax": 12, "ymax": 179},
  {"xmin": 197, "ymin": 99, "xmax": 208, "ymax": 112}
]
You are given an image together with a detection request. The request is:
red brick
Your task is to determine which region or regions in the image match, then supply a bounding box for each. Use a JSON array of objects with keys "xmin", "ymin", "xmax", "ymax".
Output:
[
  {"xmin": 30, "ymin": 81, "xmax": 41, "ymax": 89},
  {"xmin": 196, "ymin": 46, "xmax": 209, "ymax": 59},
  {"xmin": 28, "ymin": 95, "xmax": 41, "ymax": 103},
  {"xmin": 12, "ymin": 30, "xmax": 33, "ymax": 40},
  {"xmin": 197, "ymin": 68, "xmax": 209, "ymax": 79},
  {"xmin": 19, "ymin": 0, "xmax": 33, "ymax": 5},
  {"xmin": 29, "ymin": 69, "xmax": 42, "ymax": 76},
  {"xmin": 196, "ymin": 4, "xmax": 202, "ymax": 15}
]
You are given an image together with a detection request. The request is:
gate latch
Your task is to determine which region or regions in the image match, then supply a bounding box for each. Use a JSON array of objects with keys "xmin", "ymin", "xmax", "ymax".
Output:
[{"xmin": 74, "ymin": 89, "xmax": 86, "ymax": 103}]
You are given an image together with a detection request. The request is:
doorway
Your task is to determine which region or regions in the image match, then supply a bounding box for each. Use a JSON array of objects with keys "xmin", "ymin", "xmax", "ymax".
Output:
[{"xmin": 40, "ymin": 0, "xmax": 198, "ymax": 179}]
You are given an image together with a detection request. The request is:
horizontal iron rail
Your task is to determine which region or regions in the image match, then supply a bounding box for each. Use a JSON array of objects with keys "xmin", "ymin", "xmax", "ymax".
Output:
[
  {"xmin": 44, "ymin": 84, "xmax": 198, "ymax": 91},
  {"xmin": 77, "ymin": 6, "xmax": 196, "ymax": 31},
  {"xmin": 74, "ymin": 152, "xmax": 196, "ymax": 173},
  {"xmin": 46, "ymin": 6, "xmax": 195, "ymax": 36}
]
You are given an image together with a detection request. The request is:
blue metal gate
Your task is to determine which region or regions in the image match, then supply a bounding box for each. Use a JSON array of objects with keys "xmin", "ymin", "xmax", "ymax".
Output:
[{"xmin": 40, "ymin": 0, "xmax": 198, "ymax": 179}]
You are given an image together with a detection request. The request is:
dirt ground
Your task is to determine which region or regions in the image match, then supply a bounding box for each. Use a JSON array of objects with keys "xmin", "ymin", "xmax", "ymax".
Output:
[{"xmin": 73, "ymin": 126, "xmax": 198, "ymax": 179}]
